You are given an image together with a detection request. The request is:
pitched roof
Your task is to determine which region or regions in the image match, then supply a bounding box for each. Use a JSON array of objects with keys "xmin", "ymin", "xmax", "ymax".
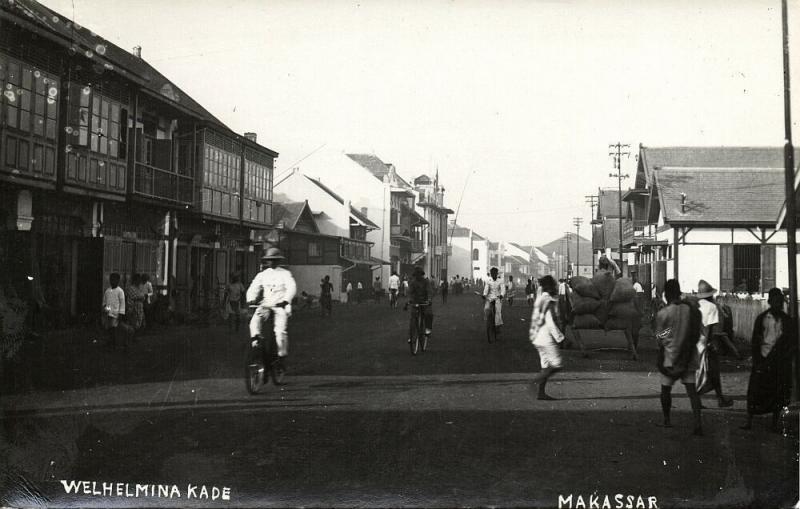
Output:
[
  {"xmin": 448, "ymin": 223, "xmax": 471, "ymax": 237},
  {"xmin": 471, "ymin": 231, "xmax": 486, "ymax": 241},
  {"xmin": 346, "ymin": 153, "xmax": 412, "ymax": 188},
  {"xmin": 639, "ymin": 146, "xmax": 800, "ymax": 186},
  {"xmin": 304, "ymin": 176, "xmax": 380, "ymax": 229},
  {"xmin": 488, "ymin": 241, "xmax": 500, "ymax": 250},
  {"xmin": 598, "ymin": 188, "xmax": 623, "ymax": 218},
  {"xmin": 2, "ymin": 0, "xmax": 278, "ymax": 156},
  {"xmin": 654, "ymin": 167, "xmax": 784, "ymax": 225},
  {"xmin": 414, "ymin": 174, "xmax": 432, "ymax": 185},
  {"xmin": 539, "ymin": 235, "xmax": 593, "ymax": 265},
  {"xmin": 272, "ymin": 201, "xmax": 314, "ymax": 231}
]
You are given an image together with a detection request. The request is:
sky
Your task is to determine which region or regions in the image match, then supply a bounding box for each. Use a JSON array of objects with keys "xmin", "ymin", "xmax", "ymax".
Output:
[{"xmin": 39, "ymin": 0, "xmax": 800, "ymax": 247}]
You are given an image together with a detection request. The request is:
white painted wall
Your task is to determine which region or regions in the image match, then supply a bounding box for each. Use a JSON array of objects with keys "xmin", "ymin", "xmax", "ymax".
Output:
[
  {"xmin": 450, "ymin": 234, "xmax": 472, "ymax": 280},
  {"xmin": 472, "ymin": 238, "xmax": 489, "ymax": 281},
  {"xmin": 775, "ymin": 247, "xmax": 800, "ymax": 290},
  {"xmin": 667, "ymin": 260, "xmax": 674, "ymax": 281},
  {"xmin": 678, "ymin": 244, "xmax": 719, "ymax": 293},
  {"xmin": 274, "ymin": 170, "xmax": 350, "ymax": 237},
  {"xmin": 288, "ymin": 264, "xmax": 344, "ymax": 301}
]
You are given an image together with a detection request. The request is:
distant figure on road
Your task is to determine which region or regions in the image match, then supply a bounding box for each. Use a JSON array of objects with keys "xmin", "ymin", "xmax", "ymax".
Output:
[
  {"xmin": 506, "ymin": 275, "xmax": 515, "ymax": 307},
  {"xmin": 654, "ymin": 279, "xmax": 703, "ymax": 436},
  {"xmin": 102, "ymin": 273, "xmax": 125, "ymax": 348},
  {"xmin": 482, "ymin": 267, "xmax": 505, "ymax": 330},
  {"xmin": 406, "ymin": 266, "xmax": 434, "ymax": 342},
  {"xmin": 357, "ymin": 281, "xmax": 364, "ymax": 304},
  {"xmin": 440, "ymin": 278, "xmax": 449, "ymax": 304},
  {"xmin": 320, "ymin": 275, "xmax": 334, "ymax": 316},
  {"xmin": 373, "ymin": 276, "xmax": 383, "ymax": 303},
  {"xmin": 388, "ymin": 271, "xmax": 400, "ymax": 308},
  {"xmin": 225, "ymin": 274, "xmax": 245, "ymax": 333},
  {"xmin": 529, "ymin": 275, "xmax": 565, "ymax": 400},
  {"xmin": 345, "ymin": 281, "xmax": 353, "ymax": 305},
  {"xmin": 742, "ymin": 288, "xmax": 794, "ymax": 431}
]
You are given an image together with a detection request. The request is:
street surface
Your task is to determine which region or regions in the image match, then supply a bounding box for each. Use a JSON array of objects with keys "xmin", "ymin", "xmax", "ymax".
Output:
[{"xmin": 1, "ymin": 294, "xmax": 797, "ymax": 508}]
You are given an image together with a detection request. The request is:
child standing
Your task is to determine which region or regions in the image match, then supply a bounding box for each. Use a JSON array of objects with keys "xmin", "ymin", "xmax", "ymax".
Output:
[{"xmin": 102, "ymin": 273, "xmax": 125, "ymax": 348}]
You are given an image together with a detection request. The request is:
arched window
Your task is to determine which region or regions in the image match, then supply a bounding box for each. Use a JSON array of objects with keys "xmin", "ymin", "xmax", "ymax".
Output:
[{"xmin": 472, "ymin": 248, "xmax": 479, "ymax": 261}]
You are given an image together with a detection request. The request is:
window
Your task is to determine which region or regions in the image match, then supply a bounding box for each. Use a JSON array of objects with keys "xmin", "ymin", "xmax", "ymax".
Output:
[
  {"xmin": 67, "ymin": 83, "xmax": 126, "ymax": 158},
  {"xmin": 0, "ymin": 54, "xmax": 59, "ymax": 140},
  {"xmin": 472, "ymin": 248, "xmax": 479, "ymax": 261},
  {"xmin": 720, "ymin": 244, "xmax": 776, "ymax": 293},
  {"xmin": 308, "ymin": 241, "xmax": 321, "ymax": 258}
]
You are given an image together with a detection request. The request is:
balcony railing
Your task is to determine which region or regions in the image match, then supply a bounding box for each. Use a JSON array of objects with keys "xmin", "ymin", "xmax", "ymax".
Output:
[
  {"xmin": 134, "ymin": 162, "xmax": 194, "ymax": 204},
  {"xmin": 411, "ymin": 239, "xmax": 424, "ymax": 252},
  {"xmin": 391, "ymin": 225, "xmax": 413, "ymax": 240},
  {"xmin": 341, "ymin": 237, "xmax": 372, "ymax": 262},
  {"xmin": 623, "ymin": 219, "xmax": 657, "ymax": 244}
]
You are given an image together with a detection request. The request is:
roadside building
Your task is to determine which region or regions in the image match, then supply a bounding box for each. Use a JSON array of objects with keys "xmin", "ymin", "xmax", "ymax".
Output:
[
  {"xmin": 413, "ymin": 172, "xmax": 454, "ymax": 281},
  {"xmin": 622, "ymin": 145, "xmax": 800, "ymax": 296},
  {"xmin": 0, "ymin": 1, "xmax": 277, "ymax": 326},
  {"xmin": 273, "ymin": 168, "xmax": 380, "ymax": 295},
  {"xmin": 540, "ymin": 234, "xmax": 593, "ymax": 279},
  {"xmin": 593, "ymin": 188, "xmax": 626, "ymax": 274}
]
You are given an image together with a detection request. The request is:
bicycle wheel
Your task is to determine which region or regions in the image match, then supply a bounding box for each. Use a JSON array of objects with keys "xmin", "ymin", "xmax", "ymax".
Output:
[
  {"xmin": 245, "ymin": 341, "xmax": 266, "ymax": 395},
  {"xmin": 421, "ymin": 313, "xmax": 429, "ymax": 352},
  {"xmin": 410, "ymin": 314, "xmax": 420, "ymax": 355}
]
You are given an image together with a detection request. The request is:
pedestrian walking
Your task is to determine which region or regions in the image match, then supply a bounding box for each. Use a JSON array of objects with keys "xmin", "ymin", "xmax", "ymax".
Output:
[
  {"xmin": 525, "ymin": 278, "xmax": 533, "ymax": 306},
  {"xmin": 506, "ymin": 275, "xmax": 515, "ymax": 307},
  {"xmin": 357, "ymin": 281, "xmax": 364, "ymax": 304},
  {"xmin": 694, "ymin": 279, "xmax": 733, "ymax": 408},
  {"xmin": 654, "ymin": 279, "xmax": 704, "ymax": 436},
  {"xmin": 741, "ymin": 288, "xmax": 795, "ymax": 431},
  {"xmin": 102, "ymin": 273, "xmax": 125, "ymax": 348},
  {"xmin": 125, "ymin": 273, "xmax": 145, "ymax": 334},
  {"xmin": 141, "ymin": 273, "xmax": 154, "ymax": 330},
  {"xmin": 529, "ymin": 275, "xmax": 565, "ymax": 400},
  {"xmin": 440, "ymin": 277, "xmax": 449, "ymax": 304},
  {"xmin": 320, "ymin": 275, "xmax": 334, "ymax": 316},
  {"xmin": 345, "ymin": 281, "xmax": 353, "ymax": 305},
  {"xmin": 225, "ymin": 274, "xmax": 245, "ymax": 332}
]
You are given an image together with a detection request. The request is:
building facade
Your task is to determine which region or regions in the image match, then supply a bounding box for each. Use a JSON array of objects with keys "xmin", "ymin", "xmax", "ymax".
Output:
[
  {"xmin": 0, "ymin": 1, "xmax": 277, "ymax": 326},
  {"xmin": 413, "ymin": 173, "xmax": 453, "ymax": 281}
]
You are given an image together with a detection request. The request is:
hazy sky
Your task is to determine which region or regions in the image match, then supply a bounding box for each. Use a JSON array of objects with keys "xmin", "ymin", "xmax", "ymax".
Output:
[{"xmin": 40, "ymin": 0, "xmax": 800, "ymax": 246}]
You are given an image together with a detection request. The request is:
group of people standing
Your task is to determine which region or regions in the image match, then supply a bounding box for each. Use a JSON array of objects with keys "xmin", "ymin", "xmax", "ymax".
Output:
[{"xmin": 101, "ymin": 272, "xmax": 155, "ymax": 348}]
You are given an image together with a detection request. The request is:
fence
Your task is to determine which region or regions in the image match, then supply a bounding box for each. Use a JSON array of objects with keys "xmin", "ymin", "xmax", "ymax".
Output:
[{"xmin": 716, "ymin": 296, "xmax": 768, "ymax": 343}]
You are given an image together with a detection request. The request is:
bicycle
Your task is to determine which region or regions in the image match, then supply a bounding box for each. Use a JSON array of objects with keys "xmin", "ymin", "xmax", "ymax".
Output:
[
  {"xmin": 245, "ymin": 308, "xmax": 286, "ymax": 394},
  {"xmin": 408, "ymin": 302, "xmax": 431, "ymax": 355},
  {"xmin": 389, "ymin": 289, "xmax": 399, "ymax": 309}
]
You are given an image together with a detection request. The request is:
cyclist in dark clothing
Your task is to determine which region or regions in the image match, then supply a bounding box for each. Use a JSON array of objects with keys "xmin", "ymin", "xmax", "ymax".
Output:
[{"xmin": 406, "ymin": 266, "xmax": 434, "ymax": 343}]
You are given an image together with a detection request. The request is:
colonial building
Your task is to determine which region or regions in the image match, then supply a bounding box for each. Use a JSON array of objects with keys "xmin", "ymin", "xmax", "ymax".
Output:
[
  {"xmin": 273, "ymin": 168, "xmax": 379, "ymax": 297},
  {"xmin": 447, "ymin": 222, "xmax": 489, "ymax": 282},
  {"xmin": 540, "ymin": 234, "xmax": 593, "ymax": 279},
  {"xmin": 622, "ymin": 145, "xmax": 800, "ymax": 296},
  {"xmin": 0, "ymin": 0, "xmax": 277, "ymax": 326},
  {"xmin": 413, "ymin": 173, "xmax": 453, "ymax": 281}
]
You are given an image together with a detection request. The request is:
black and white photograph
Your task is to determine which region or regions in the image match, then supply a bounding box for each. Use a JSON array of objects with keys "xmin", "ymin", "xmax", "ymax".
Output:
[{"xmin": 1, "ymin": 0, "xmax": 799, "ymax": 507}]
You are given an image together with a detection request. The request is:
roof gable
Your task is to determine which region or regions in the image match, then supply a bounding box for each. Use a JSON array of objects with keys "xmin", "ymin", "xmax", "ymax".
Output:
[
  {"xmin": 346, "ymin": 153, "xmax": 412, "ymax": 188},
  {"xmin": 304, "ymin": 176, "xmax": 380, "ymax": 229},
  {"xmin": 273, "ymin": 201, "xmax": 318, "ymax": 232},
  {"xmin": 655, "ymin": 167, "xmax": 784, "ymax": 225}
]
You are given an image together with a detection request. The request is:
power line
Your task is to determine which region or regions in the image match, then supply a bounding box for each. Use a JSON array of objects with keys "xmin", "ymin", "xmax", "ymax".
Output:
[{"xmin": 609, "ymin": 142, "xmax": 630, "ymax": 273}]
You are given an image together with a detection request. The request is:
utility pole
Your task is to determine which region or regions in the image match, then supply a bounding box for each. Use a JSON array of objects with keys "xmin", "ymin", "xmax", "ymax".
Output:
[
  {"xmin": 609, "ymin": 143, "xmax": 630, "ymax": 276},
  {"xmin": 585, "ymin": 195, "xmax": 598, "ymax": 221},
  {"xmin": 574, "ymin": 217, "xmax": 583, "ymax": 276},
  {"xmin": 564, "ymin": 232, "xmax": 572, "ymax": 278},
  {"xmin": 781, "ymin": 0, "xmax": 799, "ymax": 400}
]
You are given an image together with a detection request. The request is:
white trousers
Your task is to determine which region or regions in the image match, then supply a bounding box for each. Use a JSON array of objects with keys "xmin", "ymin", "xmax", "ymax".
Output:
[
  {"xmin": 249, "ymin": 306, "xmax": 289, "ymax": 357},
  {"xmin": 484, "ymin": 299, "xmax": 503, "ymax": 326}
]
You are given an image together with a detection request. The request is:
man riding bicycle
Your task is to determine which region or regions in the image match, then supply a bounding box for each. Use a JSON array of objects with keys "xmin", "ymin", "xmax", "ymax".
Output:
[
  {"xmin": 388, "ymin": 270, "xmax": 401, "ymax": 308},
  {"xmin": 246, "ymin": 247, "xmax": 297, "ymax": 377},
  {"xmin": 405, "ymin": 266, "xmax": 433, "ymax": 343},
  {"xmin": 482, "ymin": 267, "xmax": 506, "ymax": 329}
]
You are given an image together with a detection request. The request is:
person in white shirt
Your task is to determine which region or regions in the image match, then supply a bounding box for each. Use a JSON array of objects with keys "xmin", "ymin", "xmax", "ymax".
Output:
[
  {"xmin": 346, "ymin": 281, "xmax": 353, "ymax": 305},
  {"xmin": 388, "ymin": 271, "xmax": 401, "ymax": 308},
  {"xmin": 482, "ymin": 267, "xmax": 506, "ymax": 328},
  {"xmin": 695, "ymin": 279, "xmax": 733, "ymax": 408},
  {"xmin": 529, "ymin": 275, "xmax": 566, "ymax": 400},
  {"xmin": 246, "ymin": 248, "xmax": 297, "ymax": 372},
  {"xmin": 102, "ymin": 273, "xmax": 125, "ymax": 347},
  {"xmin": 506, "ymin": 275, "xmax": 515, "ymax": 307}
]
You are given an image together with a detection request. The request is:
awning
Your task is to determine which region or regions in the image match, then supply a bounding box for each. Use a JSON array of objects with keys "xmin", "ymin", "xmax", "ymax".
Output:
[{"xmin": 411, "ymin": 209, "xmax": 429, "ymax": 226}]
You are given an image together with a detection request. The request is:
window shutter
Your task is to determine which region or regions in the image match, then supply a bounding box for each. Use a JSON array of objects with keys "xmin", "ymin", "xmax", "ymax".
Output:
[
  {"xmin": 761, "ymin": 245, "xmax": 776, "ymax": 292},
  {"xmin": 719, "ymin": 245, "xmax": 734, "ymax": 292}
]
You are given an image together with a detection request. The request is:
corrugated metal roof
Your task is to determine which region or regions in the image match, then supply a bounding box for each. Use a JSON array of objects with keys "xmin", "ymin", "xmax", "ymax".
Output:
[{"xmin": 655, "ymin": 167, "xmax": 784, "ymax": 225}]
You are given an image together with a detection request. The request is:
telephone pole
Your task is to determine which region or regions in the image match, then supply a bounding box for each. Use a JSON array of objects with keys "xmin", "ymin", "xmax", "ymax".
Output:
[
  {"xmin": 780, "ymin": 0, "xmax": 799, "ymax": 399},
  {"xmin": 585, "ymin": 195, "xmax": 598, "ymax": 221},
  {"xmin": 609, "ymin": 143, "xmax": 630, "ymax": 276},
  {"xmin": 573, "ymin": 217, "xmax": 583, "ymax": 276},
  {"xmin": 564, "ymin": 232, "xmax": 572, "ymax": 278}
]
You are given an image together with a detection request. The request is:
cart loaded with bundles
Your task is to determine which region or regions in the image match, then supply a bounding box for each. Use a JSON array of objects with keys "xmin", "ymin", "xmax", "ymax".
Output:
[{"xmin": 566, "ymin": 271, "xmax": 641, "ymax": 360}]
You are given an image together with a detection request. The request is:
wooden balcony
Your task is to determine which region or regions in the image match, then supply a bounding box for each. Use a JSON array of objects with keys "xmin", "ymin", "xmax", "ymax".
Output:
[
  {"xmin": 411, "ymin": 239, "xmax": 424, "ymax": 253},
  {"xmin": 623, "ymin": 219, "xmax": 657, "ymax": 245},
  {"xmin": 341, "ymin": 237, "xmax": 372, "ymax": 262},
  {"xmin": 134, "ymin": 162, "xmax": 193, "ymax": 205}
]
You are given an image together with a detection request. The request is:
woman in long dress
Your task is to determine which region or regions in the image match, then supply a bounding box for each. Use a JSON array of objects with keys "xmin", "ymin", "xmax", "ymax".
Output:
[
  {"xmin": 741, "ymin": 288, "xmax": 794, "ymax": 431},
  {"xmin": 125, "ymin": 273, "xmax": 145, "ymax": 331}
]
